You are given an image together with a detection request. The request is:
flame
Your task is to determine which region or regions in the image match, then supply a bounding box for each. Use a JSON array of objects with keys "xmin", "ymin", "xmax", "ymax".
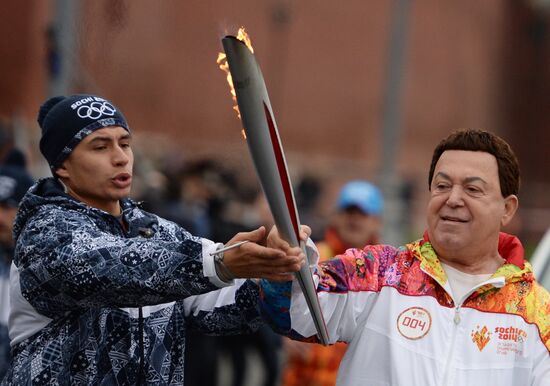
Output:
[
  {"xmin": 236, "ymin": 27, "xmax": 254, "ymax": 53},
  {"xmin": 216, "ymin": 52, "xmax": 240, "ymax": 118},
  {"xmin": 217, "ymin": 27, "xmax": 255, "ymax": 121}
]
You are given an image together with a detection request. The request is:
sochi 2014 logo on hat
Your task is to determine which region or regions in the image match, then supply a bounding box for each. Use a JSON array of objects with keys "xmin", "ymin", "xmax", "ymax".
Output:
[
  {"xmin": 396, "ymin": 306, "xmax": 432, "ymax": 340},
  {"xmin": 71, "ymin": 96, "xmax": 116, "ymax": 120}
]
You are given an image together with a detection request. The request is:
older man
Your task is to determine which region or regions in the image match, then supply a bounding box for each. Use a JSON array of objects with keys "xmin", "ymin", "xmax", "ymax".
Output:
[
  {"xmin": 3, "ymin": 94, "xmax": 303, "ymax": 385},
  {"xmin": 262, "ymin": 129, "xmax": 549, "ymax": 386}
]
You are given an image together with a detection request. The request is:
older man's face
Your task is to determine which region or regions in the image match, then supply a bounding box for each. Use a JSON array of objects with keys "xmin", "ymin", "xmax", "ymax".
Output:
[{"xmin": 427, "ymin": 150, "xmax": 517, "ymax": 261}]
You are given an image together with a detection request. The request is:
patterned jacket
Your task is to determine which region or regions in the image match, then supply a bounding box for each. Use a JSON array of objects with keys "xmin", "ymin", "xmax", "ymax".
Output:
[
  {"xmin": 3, "ymin": 178, "xmax": 261, "ymax": 385},
  {"xmin": 261, "ymin": 233, "xmax": 550, "ymax": 386}
]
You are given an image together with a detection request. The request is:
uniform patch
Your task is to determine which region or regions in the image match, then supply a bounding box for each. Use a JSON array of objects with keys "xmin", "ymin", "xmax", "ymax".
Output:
[
  {"xmin": 471, "ymin": 325, "xmax": 492, "ymax": 351},
  {"xmin": 396, "ymin": 307, "xmax": 432, "ymax": 340},
  {"xmin": 470, "ymin": 325, "xmax": 528, "ymax": 354}
]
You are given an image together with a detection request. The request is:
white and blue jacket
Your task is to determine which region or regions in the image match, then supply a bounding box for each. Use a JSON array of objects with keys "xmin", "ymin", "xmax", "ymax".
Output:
[{"xmin": 3, "ymin": 178, "xmax": 261, "ymax": 385}]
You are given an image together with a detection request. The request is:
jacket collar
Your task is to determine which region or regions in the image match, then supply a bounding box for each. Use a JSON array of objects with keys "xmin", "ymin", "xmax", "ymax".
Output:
[
  {"xmin": 413, "ymin": 231, "xmax": 532, "ymax": 287},
  {"xmin": 421, "ymin": 230, "xmax": 525, "ymax": 269}
]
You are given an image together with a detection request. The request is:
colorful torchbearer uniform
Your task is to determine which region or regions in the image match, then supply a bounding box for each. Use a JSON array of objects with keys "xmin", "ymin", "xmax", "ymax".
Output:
[
  {"xmin": 261, "ymin": 233, "xmax": 550, "ymax": 386},
  {"xmin": 2, "ymin": 178, "xmax": 262, "ymax": 385}
]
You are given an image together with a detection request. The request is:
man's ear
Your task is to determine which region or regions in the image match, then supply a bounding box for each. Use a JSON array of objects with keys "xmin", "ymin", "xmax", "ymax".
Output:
[
  {"xmin": 55, "ymin": 164, "xmax": 69, "ymax": 179},
  {"xmin": 501, "ymin": 194, "xmax": 519, "ymax": 227}
]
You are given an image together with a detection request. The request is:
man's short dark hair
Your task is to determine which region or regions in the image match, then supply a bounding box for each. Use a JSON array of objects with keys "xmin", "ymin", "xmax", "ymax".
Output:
[{"xmin": 428, "ymin": 129, "xmax": 520, "ymax": 197}]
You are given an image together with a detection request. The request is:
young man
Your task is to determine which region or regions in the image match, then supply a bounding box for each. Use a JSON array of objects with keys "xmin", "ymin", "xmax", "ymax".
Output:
[
  {"xmin": 3, "ymin": 94, "xmax": 303, "ymax": 385},
  {"xmin": 262, "ymin": 129, "xmax": 550, "ymax": 385}
]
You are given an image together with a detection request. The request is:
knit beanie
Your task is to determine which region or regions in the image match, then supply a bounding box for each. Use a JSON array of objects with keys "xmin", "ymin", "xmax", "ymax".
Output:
[{"xmin": 37, "ymin": 94, "xmax": 130, "ymax": 172}]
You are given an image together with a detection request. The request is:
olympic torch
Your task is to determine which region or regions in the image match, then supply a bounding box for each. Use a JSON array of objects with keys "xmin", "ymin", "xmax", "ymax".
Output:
[{"xmin": 220, "ymin": 33, "xmax": 329, "ymax": 345}]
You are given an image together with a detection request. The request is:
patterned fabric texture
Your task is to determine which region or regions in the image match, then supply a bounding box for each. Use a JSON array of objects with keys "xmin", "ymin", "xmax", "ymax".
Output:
[{"xmin": 2, "ymin": 178, "xmax": 261, "ymax": 385}]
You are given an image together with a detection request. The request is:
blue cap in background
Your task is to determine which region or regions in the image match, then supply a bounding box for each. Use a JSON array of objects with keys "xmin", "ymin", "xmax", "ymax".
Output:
[{"xmin": 337, "ymin": 180, "xmax": 383, "ymax": 216}]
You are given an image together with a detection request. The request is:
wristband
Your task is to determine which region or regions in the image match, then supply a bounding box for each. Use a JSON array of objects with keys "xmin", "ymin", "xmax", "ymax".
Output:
[{"xmin": 213, "ymin": 247, "xmax": 236, "ymax": 282}]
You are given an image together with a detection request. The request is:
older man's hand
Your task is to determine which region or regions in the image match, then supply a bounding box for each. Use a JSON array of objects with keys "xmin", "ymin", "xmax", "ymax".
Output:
[
  {"xmin": 222, "ymin": 226, "xmax": 305, "ymax": 282},
  {"xmin": 266, "ymin": 224, "xmax": 311, "ymax": 256}
]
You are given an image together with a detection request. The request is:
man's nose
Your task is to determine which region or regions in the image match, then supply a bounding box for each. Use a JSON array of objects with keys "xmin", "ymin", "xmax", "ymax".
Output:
[
  {"xmin": 112, "ymin": 146, "xmax": 130, "ymax": 165},
  {"xmin": 445, "ymin": 185, "xmax": 464, "ymax": 207}
]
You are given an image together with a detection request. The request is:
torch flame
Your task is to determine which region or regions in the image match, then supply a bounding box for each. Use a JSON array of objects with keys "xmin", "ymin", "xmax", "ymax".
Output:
[
  {"xmin": 217, "ymin": 27, "xmax": 255, "ymax": 121},
  {"xmin": 216, "ymin": 52, "xmax": 240, "ymax": 118},
  {"xmin": 236, "ymin": 27, "xmax": 254, "ymax": 53}
]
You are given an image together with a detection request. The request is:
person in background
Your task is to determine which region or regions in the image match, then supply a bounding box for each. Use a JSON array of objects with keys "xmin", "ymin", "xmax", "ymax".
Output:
[
  {"xmin": 262, "ymin": 129, "xmax": 550, "ymax": 386},
  {"xmin": 215, "ymin": 191, "xmax": 286, "ymax": 386},
  {"xmin": 2, "ymin": 94, "xmax": 304, "ymax": 385},
  {"xmin": 317, "ymin": 180, "xmax": 383, "ymax": 257},
  {"xmin": 281, "ymin": 180, "xmax": 384, "ymax": 386},
  {"xmin": 294, "ymin": 175, "xmax": 326, "ymax": 242},
  {"xmin": 172, "ymin": 159, "xmax": 249, "ymax": 386},
  {"xmin": 0, "ymin": 150, "xmax": 34, "ymax": 380}
]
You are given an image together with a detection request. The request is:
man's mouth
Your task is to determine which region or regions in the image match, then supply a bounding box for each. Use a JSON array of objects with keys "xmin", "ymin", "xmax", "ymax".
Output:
[
  {"xmin": 441, "ymin": 215, "xmax": 468, "ymax": 223},
  {"xmin": 112, "ymin": 173, "xmax": 132, "ymax": 188}
]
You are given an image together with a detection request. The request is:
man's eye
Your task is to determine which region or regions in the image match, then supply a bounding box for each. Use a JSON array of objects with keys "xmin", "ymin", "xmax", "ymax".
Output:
[{"xmin": 466, "ymin": 186, "xmax": 482, "ymax": 194}]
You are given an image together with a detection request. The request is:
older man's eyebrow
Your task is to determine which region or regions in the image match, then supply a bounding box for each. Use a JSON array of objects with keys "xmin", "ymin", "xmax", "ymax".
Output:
[
  {"xmin": 463, "ymin": 176, "xmax": 487, "ymax": 185},
  {"xmin": 433, "ymin": 172, "xmax": 487, "ymax": 185},
  {"xmin": 433, "ymin": 172, "xmax": 451, "ymax": 181}
]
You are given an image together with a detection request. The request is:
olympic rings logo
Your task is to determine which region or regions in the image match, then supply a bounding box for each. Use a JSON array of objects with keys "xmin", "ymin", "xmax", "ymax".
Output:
[{"xmin": 77, "ymin": 101, "xmax": 116, "ymax": 120}]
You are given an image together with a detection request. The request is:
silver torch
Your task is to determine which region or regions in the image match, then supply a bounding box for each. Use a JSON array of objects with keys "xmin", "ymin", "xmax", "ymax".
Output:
[{"xmin": 221, "ymin": 33, "xmax": 330, "ymax": 345}]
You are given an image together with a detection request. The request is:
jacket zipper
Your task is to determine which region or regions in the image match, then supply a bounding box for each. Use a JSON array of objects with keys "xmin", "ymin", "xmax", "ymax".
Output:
[
  {"xmin": 114, "ymin": 211, "xmax": 145, "ymax": 385},
  {"xmin": 438, "ymin": 277, "xmax": 505, "ymax": 385},
  {"xmin": 441, "ymin": 306, "xmax": 461, "ymax": 385},
  {"xmin": 419, "ymin": 265, "xmax": 506, "ymax": 386}
]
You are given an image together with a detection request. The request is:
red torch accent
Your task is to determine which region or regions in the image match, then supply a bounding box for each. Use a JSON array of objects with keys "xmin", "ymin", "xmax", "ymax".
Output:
[{"xmin": 264, "ymin": 102, "xmax": 301, "ymax": 240}]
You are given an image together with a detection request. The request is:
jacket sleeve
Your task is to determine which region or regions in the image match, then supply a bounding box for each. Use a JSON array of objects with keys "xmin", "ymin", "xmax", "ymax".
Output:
[
  {"xmin": 183, "ymin": 279, "xmax": 262, "ymax": 335},
  {"xmin": 260, "ymin": 242, "xmax": 397, "ymax": 344},
  {"xmin": 14, "ymin": 205, "xmax": 223, "ymax": 317}
]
